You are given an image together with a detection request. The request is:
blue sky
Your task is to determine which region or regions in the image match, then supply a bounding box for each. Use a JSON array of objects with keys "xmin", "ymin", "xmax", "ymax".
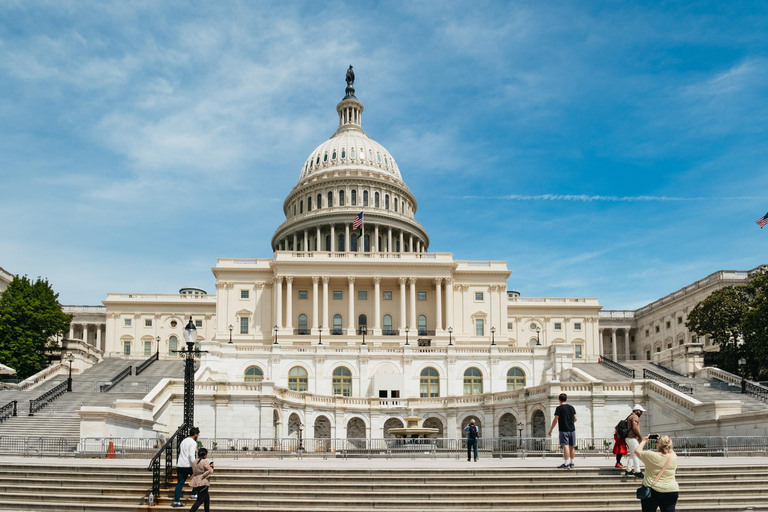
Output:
[{"xmin": 1, "ymin": 1, "xmax": 766, "ymax": 309}]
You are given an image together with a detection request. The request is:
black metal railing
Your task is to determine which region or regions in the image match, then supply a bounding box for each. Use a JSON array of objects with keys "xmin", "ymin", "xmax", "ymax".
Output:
[
  {"xmin": 29, "ymin": 380, "xmax": 68, "ymax": 415},
  {"xmin": 418, "ymin": 329, "xmax": 436, "ymax": 336},
  {"xmin": 147, "ymin": 428, "xmax": 181, "ymax": 500},
  {"xmin": 135, "ymin": 351, "xmax": 159, "ymax": 376},
  {"xmin": 643, "ymin": 368, "xmax": 695, "ymax": 395},
  {"xmin": 0, "ymin": 401, "xmax": 17, "ymax": 423},
  {"xmin": 357, "ymin": 328, "xmax": 369, "ymax": 335},
  {"xmin": 382, "ymin": 329, "xmax": 399, "ymax": 336},
  {"xmin": 600, "ymin": 355, "xmax": 635, "ymax": 379},
  {"xmin": 100, "ymin": 366, "xmax": 133, "ymax": 393},
  {"xmin": 744, "ymin": 381, "xmax": 768, "ymax": 402},
  {"xmin": 294, "ymin": 328, "xmax": 310, "ymax": 335},
  {"xmin": 331, "ymin": 328, "xmax": 343, "ymax": 335}
]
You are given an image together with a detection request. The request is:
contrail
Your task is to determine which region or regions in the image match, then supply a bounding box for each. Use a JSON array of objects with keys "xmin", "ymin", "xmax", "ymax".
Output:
[{"xmin": 458, "ymin": 194, "xmax": 759, "ymax": 202}]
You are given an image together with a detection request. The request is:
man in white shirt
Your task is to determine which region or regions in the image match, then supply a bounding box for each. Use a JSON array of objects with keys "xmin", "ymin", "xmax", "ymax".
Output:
[{"xmin": 172, "ymin": 427, "xmax": 200, "ymax": 508}]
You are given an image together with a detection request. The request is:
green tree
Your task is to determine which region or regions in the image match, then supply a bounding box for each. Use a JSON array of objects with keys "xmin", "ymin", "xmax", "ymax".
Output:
[
  {"xmin": 740, "ymin": 269, "xmax": 768, "ymax": 380},
  {"xmin": 0, "ymin": 276, "xmax": 72, "ymax": 379}
]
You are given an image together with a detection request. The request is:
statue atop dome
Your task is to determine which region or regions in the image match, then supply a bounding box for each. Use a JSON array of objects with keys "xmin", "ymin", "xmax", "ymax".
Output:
[{"xmin": 346, "ymin": 65, "xmax": 355, "ymax": 87}]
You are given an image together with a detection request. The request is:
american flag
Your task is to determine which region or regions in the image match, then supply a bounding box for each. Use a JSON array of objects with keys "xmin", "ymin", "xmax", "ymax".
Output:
[
  {"xmin": 758, "ymin": 212, "xmax": 768, "ymax": 229},
  {"xmin": 352, "ymin": 212, "xmax": 363, "ymax": 230}
]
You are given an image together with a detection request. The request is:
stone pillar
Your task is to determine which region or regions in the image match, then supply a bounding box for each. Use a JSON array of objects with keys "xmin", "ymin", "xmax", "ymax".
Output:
[
  {"xmin": 374, "ymin": 224, "xmax": 379, "ymax": 252},
  {"xmin": 293, "ymin": 233, "xmax": 297, "ymax": 251},
  {"xmin": 624, "ymin": 328, "xmax": 631, "ymax": 361},
  {"xmin": 373, "ymin": 277, "xmax": 381, "ymax": 334},
  {"xmin": 611, "ymin": 328, "xmax": 617, "ymax": 361},
  {"xmin": 285, "ymin": 277, "xmax": 294, "ymax": 329},
  {"xmin": 398, "ymin": 277, "xmax": 407, "ymax": 330},
  {"xmin": 275, "ymin": 276, "xmax": 283, "ymax": 329},
  {"xmin": 96, "ymin": 326, "xmax": 102, "ymax": 350},
  {"xmin": 316, "ymin": 227, "xmax": 321, "ymax": 251},
  {"xmin": 434, "ymin": 278, "xmax": 443, "ymax": 332},
  {"xmin": 598, "ymin": 327, "xmax": 603, "ymax": 357},
  {"xmin": 408, "ymin": 278, "xmax": 417, "ymax": 330},
  {"xmin": 330, "ymin": 225, "xmax": 335, "ymax": 252},
  {"xmin": 303, "ymin": 230, "xmax": 308, "ymax": 253},
  {"xmin": 312, "ymin": 276, "xmax": 319, "ymax": 330},
  {"xmin": 388, "ymin": 227, "xmax": 392, "ymax": 253},
  {"xmin": 322, "ymin": 277, "xmax": 329, "ymax": 331},
  {"xmin": 399, "ymin": 231, "xmax": 404, "ymax": 253},
  {"xmin": 345, "ymin": 224, "xmax": 350, "ymax": 252},
  {"xmin": 347, "ymin": 277, "xmax": 356, "ymax": 334},
  {"xmin": 69, "ymin": 326, "xmax": 74, "ymax": 340},
  {"xmin": 409, "ymin": 234, "xmax": 413, "ymax": 253},
  {"xmin": 445, "ymin": 279, "xmax": 454, "ymax": 332},
  {"xmin": 83, "ymin": 324, "xmax": 89, "ymax": 344}
]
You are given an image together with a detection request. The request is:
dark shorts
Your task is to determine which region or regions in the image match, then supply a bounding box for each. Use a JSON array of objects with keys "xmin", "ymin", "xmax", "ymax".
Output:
[{"xmin": 559, "ymin": 431, "xmax": 576, "ymax": 446}]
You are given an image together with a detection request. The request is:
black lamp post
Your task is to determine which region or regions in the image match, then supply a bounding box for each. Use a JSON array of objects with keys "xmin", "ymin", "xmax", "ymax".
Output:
[
  {"xmin": 228, "ymin": 324, "xmax": 233, "ymax": 344},
  {"xmin": 535, "ymin": 326, "xmax": 541, "ymax": 346},
  {"xmin": 448, "ymin": 326, "xmax": 453, "ymax": 346},
  {"xmin": 273, "ymin": 325, "xmax": 279, "ymax": 345},
  {"xmin": 173, "ymin": 317, "xmax": 207, "ymax": 437},
  {"xmin": 155, "ymin": 336, "xmax": 160, "ymax": 359},
  {"xmin": 318, "ymin": 325, "xmax": 323, "ymax": 345},
  {"xmin": 405, "ymin": 326, "xmax": 410, "ymax": 346},
  {"xmin": 739, "ymin": 357, "xmax": 747, "ymax": 394},
  {"xmin": 361, "ymin": 325, "xmax": 367, "ymax": 345},
  {"xmin": 65, "ymin": 353, "xmax": 75, "ymax": 392},
  {"xmin": 491, "ymin": 326, "xmax": 496, "ymax": 346},
  {"xmin": 299, "ymin": 423, "xmax": 304, "ymax": 451}
]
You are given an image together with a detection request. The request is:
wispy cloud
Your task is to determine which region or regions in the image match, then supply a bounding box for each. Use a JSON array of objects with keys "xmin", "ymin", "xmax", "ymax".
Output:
[{"xmin": 457, "ymin": 194, "xmax": 762, "ymax": 202}]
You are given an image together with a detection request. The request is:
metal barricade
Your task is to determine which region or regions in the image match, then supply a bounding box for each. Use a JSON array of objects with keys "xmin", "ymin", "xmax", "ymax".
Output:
[
  {"xmin": 725, "ymin": 436, "xmax": 768, "ymax": 457},
  {"xmin": 670, "ymin": 436, "xmax": 725, "ymax": 457}
]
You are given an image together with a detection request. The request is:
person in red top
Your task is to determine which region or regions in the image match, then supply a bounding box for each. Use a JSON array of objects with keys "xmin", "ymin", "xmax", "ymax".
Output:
[{"xmin": 613, "ymin": 428, "xmax": 628, "ymax": 468}]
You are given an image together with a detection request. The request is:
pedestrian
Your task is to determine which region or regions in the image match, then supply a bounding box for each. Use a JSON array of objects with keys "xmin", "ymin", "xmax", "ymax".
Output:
[
  {"xmin": 188, "ymin": 447, "xmax": 214, "ymax": 512},
  {"xmin": 613, "ymin": 427, "xmax": 628, "ymax": 468},
  {"xmin": 625, "ymin": 405, "xmax": 646, "ymax": 478},
  {"xmin": 172, "ymin": 426, "xmax": 200, "ymax": 508},
  {"xmin": 547, "ymin": 392, "xmax": 577, "ymax": 469},
  {"xmin": 635, "ymin": 434, "xmax": 678, "ymax": 512},
  {"xmin": 464, "ymin": 419, "xmax": 479, "ymax": 462}
]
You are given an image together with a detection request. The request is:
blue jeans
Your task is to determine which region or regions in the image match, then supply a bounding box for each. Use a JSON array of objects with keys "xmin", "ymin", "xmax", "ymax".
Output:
[
  {"xmin": 467, "ymin": 438, "xmax": 478, "ymax": 460},
  {"xmin": 174, "ymin": 467, "xmax": 193, "ymax": 502}
]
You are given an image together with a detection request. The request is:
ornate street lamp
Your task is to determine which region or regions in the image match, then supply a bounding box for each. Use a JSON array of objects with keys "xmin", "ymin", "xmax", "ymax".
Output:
[
  {"xmin": 273, "ymin": 325, "xmax": 279, "ymax": 345},
  {"xmin": 299, "ymin": 423, "xmax": 304, "ymax": 451},
  {"xmin": 535, "ymin": 326, "xmax": 541, "ymax": 346},
  {"xmin": 361, "ymin": 325, "xmax": 367, "ymax": 345},
  {"xmin": 172, "ymin": 317, "xmax": 207, "ymax": 437},
  {"xmin": 739, "ymin": 357, "xmax": 747, "ymax": 394},
  {"xmin": 228, "ymin": 324, "xmax": 233, "ymax": 344},
  {"xmin": 65, "ymin": 353, "xmax": 75, "ymax": 392},
  {"xmin": 491, "ymin": 326, "xmax": 496, "ymax": 346},
  {"xmin": 318, "ymin": 325, "xmax": 323, "ymax": 345},
  {"xmin": 405, "ymin": 326, "xmax": 410, "ymax": 346},
  {"xmin": 155, "ymin": 336, "xmax": 160, "ymax": 359},
  {"xmin": 448, "ymin": 326, "xmax": 453, "ymax": 346}
]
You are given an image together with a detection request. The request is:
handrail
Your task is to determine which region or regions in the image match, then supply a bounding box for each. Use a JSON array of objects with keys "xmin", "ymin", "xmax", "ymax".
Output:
[
  {"xmin": 0, "ymin": 401, "xmax": 17, "ymax": 422},
  {"xmin": 100, "ymin": 366, "xmax": 132, "ymax": 393},
  {"xmin": 135, "ymin": 350, "xmax": 159, "ymax": 376},
  {"xmin": 600, "ymin": 355, "xmax": 635, "ymax": 379},
  {"xmin": 644, "ymin": 368, "xmax": 695, "ymax": 395},
  {"xmin": 702, "ymin": 367, "xmax": 768, "ymax": 403},
  {"xmin": 29, "ymin": 381, "xmax": 69, "ymax": 415},
  {"xmin": 147, "ymin": 427, "xmax": 181, "ymax": 499}
]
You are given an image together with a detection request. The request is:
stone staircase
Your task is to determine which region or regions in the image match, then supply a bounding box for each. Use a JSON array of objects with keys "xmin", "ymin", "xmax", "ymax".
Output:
[
  {"xmin": 0, "ymin": 358, "xmax": 183, "ymax": 438},
  {"xmin": 0, "ymin": 462, "xmax": 767, "ymax": 511}
]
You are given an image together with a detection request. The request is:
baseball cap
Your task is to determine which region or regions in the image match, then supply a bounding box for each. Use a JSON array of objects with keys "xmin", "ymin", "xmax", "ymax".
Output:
[{"xmin": 633, "ymin": 404, "xmax": 647, "ymax": 412}]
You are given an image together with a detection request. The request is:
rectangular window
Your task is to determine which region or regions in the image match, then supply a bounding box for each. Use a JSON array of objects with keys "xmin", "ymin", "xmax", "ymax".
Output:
[
  {"xmin": 358, "ymin": 291, "xmax": 367, "ymax": 300},
  {"xmin": 645, "ymin": 329, "xmax": 650, "ymax": 337},
  {"xmin": 333, "ymin": 291, "xmax": 342, "ymax": 300},
  {"xmin": 574, "ymin": 322, "xmax": 582, "ymax": 331},
  {"xmin": 145, "ymin": 319, "xmax": 152, "ymax": 327},
  {"xmin": 474, "ymin": 292, "xmax": 484, "ymax": 301},
  {"xmin": 575, "ymin": 345, "xmax": 583, "ymax": 358},
  {"xmin": 124, "ymin": 319, "xmax": 132, "ymax": 327},
  {"xmin": 507, "ymin": 322, "xmax": 513, "ymax": 329},
  {"xmin": 383, "ymin": 291, "xmax": 392, "ymax": 300},
  {"xmin": 655, "ymin": 325, "xmax": 660, "ymax": 333},
  {"xmin": 391, "ymin": 390, "xmax": 400, "ymax": 398},
  {"xmin": 379, "ymin": 390, "xmax": 388, "ymax": 398},
  {"xmin": 475, "ymin": 319, "xmax": 484, "ymax": 336},
  {"xmin": 196, "ymin": 320, "xmax": 203, "ymax": 328},
  {"xmin": 554, "ymin": 322, "xmax": 562, "ymax": 331},
  {"xmin": 678, "ymin": 317, "xmax": 683, "ymax": 324},
  {"xmin": 417, "ymin": 291, "xmax": 427, "ymax": 301},
  {"xmin": 298, "ymin": 290, "xmax": 308, "ymax": 299},
  {"xmin": 240, "ymin": 290, "xmax": 249, "ymax": 299},
  {"xmin": 144, "ymin": 341, "xmax": 152, "ymax": 356},
  {"xmin": 666, "ymin": 321, "xmax": 671, "ymax": 329},
  {"xmin": 123, "ymin": 341, "xmax": 131, "ymax": 356},
  {"xmin": 240, "ymin": 317, "xmax": 248, "ymax": 334}
]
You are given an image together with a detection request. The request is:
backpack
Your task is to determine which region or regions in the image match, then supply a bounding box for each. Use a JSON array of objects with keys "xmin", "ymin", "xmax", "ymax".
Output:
[
  {"xmin": 616, "ymin": 416, "xmax": 630, "ymax": 440},
  {"xmin": 468, "ymin": 425, "xmax": 478, "ymax": 439}
]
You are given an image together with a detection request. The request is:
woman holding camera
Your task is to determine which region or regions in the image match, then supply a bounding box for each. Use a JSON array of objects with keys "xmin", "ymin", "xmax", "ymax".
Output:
[{"xmin": 634, "ymin": 434, "xmax": 678, "ymax": 512}]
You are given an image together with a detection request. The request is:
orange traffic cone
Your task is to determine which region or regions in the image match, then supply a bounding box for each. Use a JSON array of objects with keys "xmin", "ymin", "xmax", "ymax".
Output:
[{"xmin": 106, "ymin": 440, "xmax": 116, "ymax": 459}]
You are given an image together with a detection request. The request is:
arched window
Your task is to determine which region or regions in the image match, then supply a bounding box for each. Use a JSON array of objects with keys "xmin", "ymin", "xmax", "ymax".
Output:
[
  {"xmin": 300, "ymin": 201, "xmax": 303, "ymax": 214},
  {"xmin": 288, "ymin": 366, "xmax": 308, "ymax": 392},
  {"xmin": 464, "ymin": 367, "xmax": 483, "ymax": 395},
  {"xmin": 420, "ymin": 368, "xmax": 439, "ymax": 397},
  {"xmin": 374, "ymin": 192, "xmax": 379, "ymax": 207},
  {"xmin": 325, "ymin": 235, "xmax": 331, "ymax": 251},
  {"xmin": 351, "ymin": 234, "xmax": 358, "ymax": 252},
  {"xmin": 317, "ymin": 193, "xmax": 322, "ymax": 208},
  {"xmin": 307, "ymin": 197, "xmax": 312, "ymax": 211},
  {"xmin": 385, "ymin": 194, "xmax": 389, "ymax": 209},
  {"xmin": 364, "ymin": 234, "xmax": 370, "ymax": 252},
  {"xmin": 333, "ymin": 314, "xmax": 342, "ymax": 334},
  {"xmin": 123, "ymin": 340, "xmax": 131, "ymax": 355},
  {"xmin": 337, "ymin": 233, "xmax": 345, "ymax": 252},
  {"xmin": 351, "ymin": 148, "xmax": 356, "ymax": 159},
  {"xmin": 358, "ymin": 314, "xmax": 367, "ymax": 331},
  {"xmin": 244, "ymin": 366, "xmax": 264, "ymax": 383},
  {"xmin": 168, "ymin": 335, "xmax": 177, "ymax": 354},
  {"xmin": 328, "ymin": 191, "xmax": 333, "ymax": 207},
  {"xmin": 418, "ymin": 315, "xmax": 427, "ymax": 335},
  {"xmin": 332, "ymin": 367, "xmax": 352, "ymax": 397},
  {"xmin": 394, "ymin": 197, "xmax": 398, "ymax": 211},
  {"xmin": 351, "ymin": 190, "xmax": 357, "ymax": 206},
  {"xmin": 383, "ymin": 315, "xmax": 393, "ymax": 335},
  {"xmin": 363, "ymin": 190, "xmax": 369, "ymax": 206},
  {"xmin": 341, "ymin": 149, "xmax": 346, "ymax": 159},
  {"xmin": 293, "ymin": 204, "xmax": 296, "ymax": 216},
  {"xmin": 507, "ymin": 367, "xmax": 525, "ymax": 390},
  {"xmin": 339, "ymin": 190, "xmax": 345, "ymax": 206},
  {"xmin": 298, "ymin": 314, "xmax": 308, "ymax": 335}
]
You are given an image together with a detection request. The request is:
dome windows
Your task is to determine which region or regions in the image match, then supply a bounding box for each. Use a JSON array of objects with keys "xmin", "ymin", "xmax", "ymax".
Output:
[
  {"xmin": 374, "ymin": 192, "xmax": 379, "ymax": 207},
  {"xmin": 385, "ymin": 194, "xmax": 389, "ymax": 209},
  {"xmin": 307, "ymin": 197, "xmax": 313, "ymax": 212},
  {"xmin": 363, "ymin": 190, "xmax": 369, "ymax": 206},
  {"xmin": 394, "ymin": 197, "xmax": 398, "ymax": 211},
  {"xmin": 316, "ymin": 156, "xmax": 320, "ymax": 165},
  {"xmin": 339, "ymin": 190, "xmax": 345, "ymax": 206},
  {"xmin": 341, "ymin": 149, "xmax": 346, "ymax": 159},
  {"xmin": 351, "ymin": 148, "xmax": 356, "ymax": 159},
  {"xmin": 377, "ymin": 153, "xmax": 381, "ymax": 163},
  {"xmin": 317, "ymin": 193, "xmax": 322, "ymax": 208},
  {"xmin": 332, "ymin": 151, "xmax": 337, "ymax": 160},
  {"xmin": 323, "ymin": 153, "xmax": 328, "ymax": 163},
  {"xmin": 360, "ymin": 149, "xmax": 365, "ymax": 161},
  {"xmin": 351, "ymin": 190, "xmax": 357, "ymax": 206},
  {"xmin": 328, "ymin": 191, "xmax": 333, "ymax": 207}
]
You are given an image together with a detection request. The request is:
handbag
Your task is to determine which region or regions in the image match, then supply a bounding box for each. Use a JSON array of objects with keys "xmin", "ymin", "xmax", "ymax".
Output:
[{"xmin": 636, "ymin": 453, "xmax": 673, "ymax": 500}]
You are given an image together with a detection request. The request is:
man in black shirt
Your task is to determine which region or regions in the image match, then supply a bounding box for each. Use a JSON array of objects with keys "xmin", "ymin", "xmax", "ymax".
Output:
[{"xmin": 548, "ymin": 392, "xmax": 577, "ymax": 469}]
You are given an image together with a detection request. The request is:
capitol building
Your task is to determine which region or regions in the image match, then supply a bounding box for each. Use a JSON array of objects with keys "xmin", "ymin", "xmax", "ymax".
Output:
[{"xmin": 50, "ymin": 73, "xmax": 763, "ymax": 442}]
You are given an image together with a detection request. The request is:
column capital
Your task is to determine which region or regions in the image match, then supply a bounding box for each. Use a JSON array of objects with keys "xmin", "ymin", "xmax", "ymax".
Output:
[
  {"xmin": 398, "ymin": 277, "xmax": 407, "ymax": 285},
  {"xmin": 408, "ymin": 277, "xmax": 417, "ymax": 285},
  {"xmin": 275, "ymin": 275, "xmax": 284, "ymax": 284},
  {"xmin": 312, "ymin": 276, "xmax": 320, "ymax": 283},
  {"xmin": 347, "ymin": 276, "xmax": 356, "ymax": 284},
  {"xmin": 285, "ymin": 276, "xmax": 294, "ymax": 284},
  {"xmin": 322, "ymin": 276, "xmax": 330, "ymax": 284},
  {"xmin": 254, "ymin": 282, "xmax": 265, "ymax": 289},
  {"xmin": 433, "ymin": 278, "xmax": 442, "ymax": 286},
  {"xmin": 372, "ymin": 276, "xmax": 381, "ymax": 285}
]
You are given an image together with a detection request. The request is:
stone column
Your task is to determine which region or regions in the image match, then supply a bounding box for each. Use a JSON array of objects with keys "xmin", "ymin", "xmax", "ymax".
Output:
[
  {"xmin": 387, "ymin": 227, "xmax": 392, "ymax": 253},
  {"xmin": 445, "ymin": 279, "xmax": 454, "ymax": 331},
  {"xmin": 330, "ymin": 225, "xmax": 335, "ymax": 252},
  {"xmin": 624, "ymin": 328, "xmax": 631, "ymax": 361},
  {"xmin": 374, "ymin": 224, "xmax": 379, "ymax": 252},
  {"xmin": 611, "ymin": 328, "xmax": 617, "ymax": 361},
  {"xmin": 303, "ymin": 230, "xmax": 308, "ymax": 253},
  {"xmin": 316, "ymin": 227, "xmax": 321, "ymax": 251},
  {"xmin": 598, "ymin": 327, "xmax": 603, "ymax": 357},
  {"xmin": 373, "ymin": 277, "xmax": 381, "ymax": 334},
  {"xmin": 347, "ymin": 277, "xmax": 356, "ymax": 334},
  {"xmin": 69, "ymin": 326, "xmax": 74, "ymax": 339},
  {"xmin": 275, "ymin": 276, "xmax": 283, "ymax": 329},
  {"xmin": 434, "ymin": 278, "xmax": 443, "ymax": 332},
  {"xmin": 345, "ymin": 224, "xmax": 350, "ymax": 252},
  {"xmin": 96, "ymin": 326, "xmax": 102, "ymax": 351},
  {"xmin": 322, "ymin": 277, "xmax": 329, "ymax": 331},
  {"xmin": 83, "ymin": 324, "xmax": 89, "ymax": 344},
  {"xmin": 285, "ymin": 277, "xmax": 294, "ymax": 329},
  {"xmin": 398, "ymin": 277, "xmax": 407, "ymax": 330},
  {"xmin": 409, "ymin": 234, "xmax": 413, "ymax": 253},
  {"xmin": 293, "ymin": 233, "xmax": 297, "ymax": 251},
  {"xmin": 399, "ymin": 231, "xmax": 404, "ymax": 253},
  {"xmin": 311, "ymin": 277, "xmax": 319, "ymax": 331},
  {"xmin": 408, "ymin": 277, "xmax": 417, "ymax": 330}
]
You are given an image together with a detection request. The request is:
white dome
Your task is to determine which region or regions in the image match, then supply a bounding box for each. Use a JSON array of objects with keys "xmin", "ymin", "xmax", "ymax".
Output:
[{"xmin": 299, "ymin": 130, "xmax": 402, "ymax": 181}]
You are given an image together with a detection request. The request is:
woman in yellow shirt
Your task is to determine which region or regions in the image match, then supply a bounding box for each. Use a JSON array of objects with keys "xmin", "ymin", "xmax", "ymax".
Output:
[{"xmin": 634, "ymin": 435, "xmax": 679, "ymax": 512}]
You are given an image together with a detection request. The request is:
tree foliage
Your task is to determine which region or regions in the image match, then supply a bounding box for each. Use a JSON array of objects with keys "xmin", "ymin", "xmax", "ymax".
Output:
[
  {"xmin": 686, "ymin": 268, "xmax": 768, "ymax": 380},
  {"xmin": 0, "ymin": 276, "xmax": 71, "ymax": 380}
]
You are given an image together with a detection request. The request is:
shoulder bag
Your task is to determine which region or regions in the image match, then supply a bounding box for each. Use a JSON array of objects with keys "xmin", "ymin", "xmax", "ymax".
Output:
[{"xmin": 636, "ymin": 453, "xmax": 672, "ymax": 500}]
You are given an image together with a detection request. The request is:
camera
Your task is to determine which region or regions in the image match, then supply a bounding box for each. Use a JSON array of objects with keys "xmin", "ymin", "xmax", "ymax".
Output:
[{"xmin": 648, "ymin": 434, "xmax": 659, "ymax": 440}]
